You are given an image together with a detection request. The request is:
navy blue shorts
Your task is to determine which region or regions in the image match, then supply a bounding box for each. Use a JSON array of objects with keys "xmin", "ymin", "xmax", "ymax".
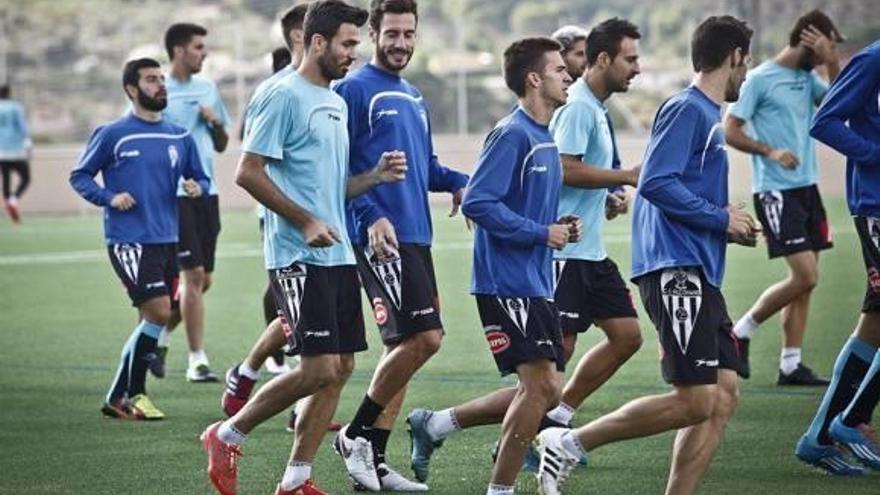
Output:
[
  {"xmin": 108, "ymin": 242, "xmax": 179, "ymax": 307},
  {"xmin": 855, "ymin": 216, "xmax": 880, "ymax": 313},
  {"xmin": 553, "ymin": 257, "xmax": 638, "ymax": 334}
]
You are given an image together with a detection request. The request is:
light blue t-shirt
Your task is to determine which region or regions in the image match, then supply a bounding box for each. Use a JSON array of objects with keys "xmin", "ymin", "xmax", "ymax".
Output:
[
  {"xmin": 727, "ymin": 61, "xmax": 828, "ymax": 193},
  {"xmin": 550, "ymin": 79, "xmax": 614, "ymax": 261},
  {"xmin": 243, "ymin": 71, "xmax": 355, "ymax": 269},
  {"xmin": 0, "ymin": 100, "xmax": 29, "ymax": 160},
  {"xmin": 164, "ymin": 74, "xmax": 230, "ymax": 196}
]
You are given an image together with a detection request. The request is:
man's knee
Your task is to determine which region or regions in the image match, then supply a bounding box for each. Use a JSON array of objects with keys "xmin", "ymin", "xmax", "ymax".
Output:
[
  {"xmin": 520, "ymin": 363, "xmax": 562, "ymax": 407},
  {"xmin": 337, "ymin": 354, "xmax": 355, "ymax": 382},
  {"xmin": 607, "ymin": 322, "xmax": 643, "ymax": 358},
  {"xmin": 672, "ymin": 385, "xmax": 717, "ymax": 425},
  {"xmin": 202, "ymin": 272, "xmax": 213, "ymax": 293},
  {"xmin": 714, "ymin": 371, "xmax": 740, "ymax": 420},
  {"xmin": 141, "ymin": 297, "xmax": 173, "ymax": 326},
  {"xmin": 410, "ymin": 329, "xmax": 443, "ymax": 358},
  {"xmin": 183, "ymin": 267, "xmax": 207, "ymax": 292}
]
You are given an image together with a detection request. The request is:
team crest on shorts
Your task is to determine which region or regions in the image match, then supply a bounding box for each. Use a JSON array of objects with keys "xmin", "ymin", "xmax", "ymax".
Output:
[
  {"xmin": 365, "ymin": 247, "xmax": 403, "ymax": 309},
  {"xmin": 276, "ymin": 264, "xmax": 307, "ymax": 331},
  {"xmin": 760, "ymin": 191, "xmax": 783, "ymax": 238},
  {"xmin": 868, "ymin": 218, "xmax": 880, "ymax": 251},
  {"xmin": 498, "ymin": 297, "xmax": 529, "ymax": 336},
  {"xmin": 660, "ymin": 269, "xmax": 702, "ymax": 354}
]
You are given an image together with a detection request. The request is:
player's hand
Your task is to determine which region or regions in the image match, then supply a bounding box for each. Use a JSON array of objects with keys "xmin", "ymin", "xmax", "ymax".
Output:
[
  {"xmin": 547, "ymin": 223, "xmax": 571, "ymax": 249},
  {"xmin": 368, "ymin": 217, "xmax": 399, "ymax": 259},
  {"xmin": 110, "ymin": 192, "xmax": 136, "ymax": 211},
  {"xmin": 199, "ymin": 106, "xmax": 221, "ymax": 127},
  {"xmin": 767, "ymin": 148, "xmax": 799, "ymax": 169},
  {"xmin": 302, "ymin": 218, "xmax": 341, "ymax": 247},
  {"xmin": 605, "ymin": 190, "xmax": 629, "ymax": 220},
  {"xmin": 182, "ymin": 179, "xmax": 202, "ymax": 198},
  {"xmin": 449, "ymin": 188, "xmax": 465, "ymax": 217},
  {"xmin": 373, "ymin": 150, "xmax": 407, "ymax": 184},
  {"xmin": 625, "ymin": 165, "xmax": 641, "ymax": 187},
  {"xmin": 558, "ymin": 215, "xmax": 582, "ymax": 243},
  {"xmin": 726, "ymin": 203, "xmax": 759, "ymax": 247},
  {"xmin": 800, "ymin": 25, "xmax": 837, "ymax": 65}
]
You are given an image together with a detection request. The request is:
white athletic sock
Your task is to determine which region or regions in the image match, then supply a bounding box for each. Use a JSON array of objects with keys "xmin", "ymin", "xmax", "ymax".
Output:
[
  {"xmin": 561, "ymin": 430, "xmax": 586, "ymax": 458},
  {"xmin": 486, "ymin": 484, "xmax": 514, "ymax": 495},
  {"xmin": 189, "ymin": 349, "xmax": 208, "ymax": 368},
  {"xmin": 546, "ymin": 402, "xmax": 576, "ymax": 426},
  {"xmin": 294, "ymin": 399, "xmax": 305, "ymax": 416},
  {"xmin": 780, "ymin": 347, "xmax": 802, "ymax": 375},
  {"xmin": 733, "ymin": 313, "xmax": 759, "ymax": 339},
  {"xmin": 157, "ymin": 328, "xmax": 170, "ymax": 348},
  {"xmin": 217, "ymin": 421, "xmax": 246, "ymax": 446},
  {"xmin": 238, "ymin": 363, "xmax": 260, "ymax": 380},
  {"xmin": 426, "ymin": 408, "xmax": 460, "ymax": 440},
  {"xmin": 280, "ymin": 461, "xmax": 311, "ymax": 490}
]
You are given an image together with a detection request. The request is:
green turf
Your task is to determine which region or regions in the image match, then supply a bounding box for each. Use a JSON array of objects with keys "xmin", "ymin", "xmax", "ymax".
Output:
[{"xmin": 0, "ymin": 198, "xmax": 876, "ymax": 494}]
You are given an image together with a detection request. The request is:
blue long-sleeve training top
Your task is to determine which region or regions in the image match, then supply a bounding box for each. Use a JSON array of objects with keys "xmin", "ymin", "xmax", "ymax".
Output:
[
  {"xmin": 810, "ymin": 40, "xmax": 880, "ymax": 217},
  {"xmin": 334, "ymin": 64, "xmax": 469, "ymax": 246},
  {"xmin": 631, "ymin": 86, "xmax": 730, "ymax": 287},
  {"xmin": 70, "ymin": 113, "xmax": 208, "ymax": 245},
  {"xmin": 462, "ymin": 107, "xmax": 562, "ymax": 298}
]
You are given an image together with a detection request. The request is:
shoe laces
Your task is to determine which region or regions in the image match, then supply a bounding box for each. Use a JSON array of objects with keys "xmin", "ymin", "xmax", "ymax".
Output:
[{"xmin": 224, "ymin": 443, "xmax": 243, "ymax": 469}]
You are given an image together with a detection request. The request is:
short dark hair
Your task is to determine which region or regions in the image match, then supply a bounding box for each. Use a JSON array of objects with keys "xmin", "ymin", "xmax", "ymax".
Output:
[
  {"xmin": 304, "ymin": 0, "xmax": 369, "ymax": 49},
  {"xmin": 272, "ymin": 47, "xmax": 292, "ymax": 73},
  {"xmin": 789, "ymin": 9, "xmax": 843, "ymax": 47},
  {"xmin": 280, "ymin": 4, "xmax": 309, "ymax": 49},
  {"xmin": 122, "ymin": 58, "xmax": 161, "ymax": 92},
  {"xmin": 691, "ymin": 15, "xmax": 753, "ymax": 72},
  {"xmin": 586, "ymin": 17, "xmax": 641, "ymax": 66},
  {"xmin": 503, "ymin": 37, "xmax": 563, "ymax": 97},
  {"xmin": 164, "ymin": 23, "xmax": 207, "ymax": 60},
  {"xmin": 0, "ymin": 85, "xmax": 9, "ymax": 99},
  {"xmin": 369, "ymin": 0, "xmax": 418, "ymax": 34},
  {"xmin": 551, "ymin": 25, "xmax": 588, "ymax": 55}
]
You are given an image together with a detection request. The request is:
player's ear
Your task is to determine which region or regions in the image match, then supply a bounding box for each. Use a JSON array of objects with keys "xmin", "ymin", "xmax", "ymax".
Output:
[
  {"xmin": 526, "ymin": 71, "xmax": 542, "ymax": 91},
  {"xmin": 124, "ymin": 84, "xmax": 138, "ymax": 101}
]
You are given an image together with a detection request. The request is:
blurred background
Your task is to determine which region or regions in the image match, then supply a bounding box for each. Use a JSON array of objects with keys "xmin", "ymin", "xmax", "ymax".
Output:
[{"xmin": 1, "ymin": 0, "xmax": 879, "ymax": 214}]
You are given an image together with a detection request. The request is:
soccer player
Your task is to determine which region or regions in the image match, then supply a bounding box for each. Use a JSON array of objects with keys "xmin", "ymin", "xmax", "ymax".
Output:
[
  {"xmin": 157, "ymin": 22, "xmax": 231, "ymax": 382},
  {"xmin": 331, "ymin": 0, "xmax": 467, "ymax": 490},
  {"xmin": 69, "ymin": 58, "xmax": 208, "ymax": 420},
  {"xmin": 0, "ymin": 84, "xmax": 31, "ymax": 224},
  {"xmin": 416, "ymin": 37, "xmax": 577, "ymax": 495},
  {"xmin": 199, "ymin": 3, "xmax": 405, "ymax": 494},
  {"xmin": 794, "ymin": 39, "xmax": 880, "ymax": 475},
  {"xmin": 534, "ymin": 16, "xmax": 757, "ymax": 495},
  {"xmin": 551, "ymin": 25, "xmax": 588, "ymax": 80},
  {"xmin": 725, "ymin": 10, "xmax": 843, "ymax": 385}
]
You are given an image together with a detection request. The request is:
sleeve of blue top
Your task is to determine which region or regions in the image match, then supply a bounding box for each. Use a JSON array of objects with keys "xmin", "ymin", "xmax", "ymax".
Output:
[
  {"xmin": 69, "ymin": 126, "xmax": 116, "ymax": 207},
  {"xmin": 639, "ymin": 102, "xmax": 729, "ymax": 232},
  {"xmin": 810, "ymin": 71, "xmax": 829, "ymax": 105},
  {"xmin": 461, "ymin": 130, "xmax": 549, "ymax": 247},
  {"xmin": 16, "ymin": 105, "xmax": 29, "ymax": 140},
  {"xmin": 213, "ymin": 84, "xmax": 231, "ymax": 126},
  {"xmin": 335, "ymin": 82, "xmax": 387, "ymax": 229},
  {"xmin": 425, "ymin": 116, "xmax": 469, "ymax": 193},
  {"xmin": 810, "ymin": 52, "xmax": 880, "ymax": 163},
  {"xmin": 182, "ymin": 134, "xmax": 211, "ymax": 193},
  {"xmin": 241, "ymin": 90, "xmax": 290, "ymax": 161}
]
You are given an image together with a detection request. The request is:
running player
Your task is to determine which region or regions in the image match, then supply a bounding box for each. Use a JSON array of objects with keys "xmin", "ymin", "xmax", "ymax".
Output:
[
  {"xmin": 794, "ymin": 38, "xmax": 880, "ymax": 475},
  {"xmin": 534, "ymin": 16, "xmax": 757, "ymax": 495},
  {"xmin": 725, "ymin": 9, "xmax": 843, "ymax": 385},
  {"xmin": 551, "ymin": 25, "xmax": 588, "ymax": 80},
  {"xmin": 0, "ymin": 84, "xmax": 31, "ymax": 224},
  {"xmin": 69, "ymin": 58, "xmax": 208, "ymax": 420},
  {"xmin": 331, "ymin": 1, "xmax": 467, "ymax": 491},
  {"xmin": 157, "ymin": 22, "xmax": 231, "ymax": 382},
  {"xmin": 199, "ymin": 3, "xmax": 404, "ymax": 494}
]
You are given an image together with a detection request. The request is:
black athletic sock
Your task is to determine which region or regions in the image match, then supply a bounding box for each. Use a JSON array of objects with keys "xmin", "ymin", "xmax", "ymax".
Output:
[
  {"xmin": 347, "ymin": 395, "xmax": 383, "ymax": 440},
  {"xmin": 128, "ymin": 332, "xmax": 158, "ymax": 396},
  {"xmin": 539, "ymin": 415, "xmax": 567, "ymax": 432},
  {"xmin": 372, "ymin": 428, "xmax": 391, "ymax": 467},
  {"xmin": 842, "ymin": 353, "xmax": 880, "ymax": 427},
  {"xmin": 817, "ymin": 353, "xmax": 871, "ymax": 444}
]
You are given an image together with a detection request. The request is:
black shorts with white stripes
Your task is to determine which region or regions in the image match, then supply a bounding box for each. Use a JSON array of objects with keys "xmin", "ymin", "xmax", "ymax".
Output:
[
  {"xmin": 475, "ymin": 295, "xmax": 565, "ymax": 377},
  {"xmin": 355, "ymin": 244, "xmax": 442, "ymax": 345},
  {"xmin": 107, "ymin": 242, "xmax": 179, "ymax": 307},
  {"xmin": 635, "ymin": 267, "xmax": 743, "ymax": 385},
  {"xmin": 268, "ymin": 262, "xmax": 366, "ymax": 356}
]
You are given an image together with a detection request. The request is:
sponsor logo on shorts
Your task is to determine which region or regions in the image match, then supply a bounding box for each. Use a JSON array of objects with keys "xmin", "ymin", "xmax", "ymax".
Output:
[
  {"xmin": 559, "ymin": 311, "xmax": 580, "ymax": 319},
  {"xmin": 535, "ymin": 339, "xmax": 554, "ymax": 347},
  {"xmin": 304, "ymin": 330, "xmax": 331, "ymax": 338},
  {"xmin": 178, "ymin": 250, "xmax": 192, "ymax": 258},
  {"xmin": 410, "ymin": 307, "xmax": 435, "ymax": 318},
  {"xmin": 485, "ymin": 330, "xmax": 510, "ymax": 354},
  {"xmin": 372, "ymin": 298, "xmax": 389, "ymax": 325},
  {"xmin": 695, "ymin": 359, "xmax": 719, "ymax": 368},
  {"xmin": 145, "ymin": 281, "xmax": 166, "ymax": 289},
  {"xmin": 784, "ymin": 237, "xmax": 806, "ymax": 246},
  {"xmin": 868, "ymin": 268, "xmax": 880, "ymax": 294}
]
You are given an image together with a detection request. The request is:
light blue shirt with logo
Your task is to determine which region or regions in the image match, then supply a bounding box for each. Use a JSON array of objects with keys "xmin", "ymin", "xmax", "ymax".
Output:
[
  {"xmin": 243, "ymin": 71, "xmax": 354, "ymax": 269},
  {"xmin": 727, "ymin": 61, "xmax": 828, "ymax": 193},
  {"xmin": 550, "ymin": 79, "xmax": 614, "ymax": 261},
  {"xmin": 0, "ymin": 100, "xmax": 29, "ymax": 160},
  {"xmin": 164, "ymin": 74, "xmax": 230, "ymax": 196}
]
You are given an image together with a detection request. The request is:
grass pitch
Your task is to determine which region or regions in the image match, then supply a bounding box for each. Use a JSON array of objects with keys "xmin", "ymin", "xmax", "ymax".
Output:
[{"xmin": 0, "ymin": 198, "xmax": 876, "ymax": 494}]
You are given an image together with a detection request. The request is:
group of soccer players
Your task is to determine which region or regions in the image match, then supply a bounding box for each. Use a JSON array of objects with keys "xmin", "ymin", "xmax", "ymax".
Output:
[{"xmin": 67, "ymin": 0, "xmax": 880, "ymax": 493}]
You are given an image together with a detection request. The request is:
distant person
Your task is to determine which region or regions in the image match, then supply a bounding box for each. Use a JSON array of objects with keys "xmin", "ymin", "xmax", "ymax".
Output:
[
  {"xmin": 69, "ymin": 58, "xmax": 208, "ymax": 420},
  {"xmin": 551, "ymin": 25, "xmax": 588, "ymax": 80},
  {"xmin": 535, "ymin": 16, "xmax": 757, "ymax": 495},
  {"xmin": 726, "ymin": 9, "xmax": 843, "ymax": 385},
  {"xmin": 794, "ymin": 38, "xmax": 880, "ymax": 475},
  {"xmin": 157, "ymin": 22, "xmax": 231, "ymax": 383},
  {"xmin": 0, "ymin": 84, "xmax": 31, "ymax": 224}
]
